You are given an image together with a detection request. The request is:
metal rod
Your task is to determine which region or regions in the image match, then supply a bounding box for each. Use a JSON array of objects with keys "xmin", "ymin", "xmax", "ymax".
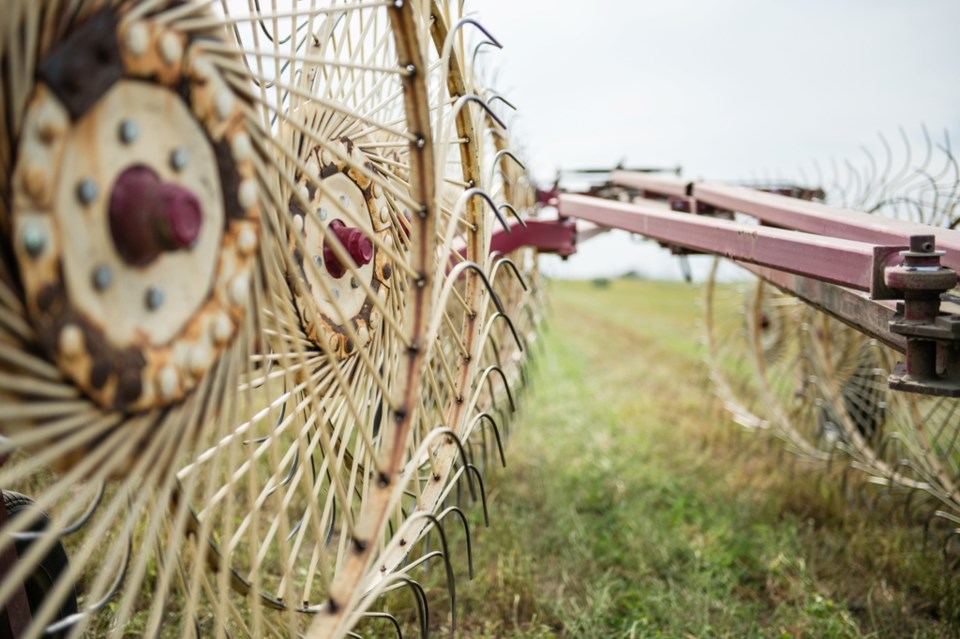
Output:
[
  {"xmin": 468, "ymin": 219, "xmax": 576, "ymax": 258},
  {"xmin": 740, "ymin": 263, "xmax": 906, "ymax": 353},
  {"xmin": 695, "ymin": 182, "xmax": 960, "ymax": 268},
  {"xmin": 559, "ymin": 193, "xmax": 903, "ymax": 294},
  {"xmin": 611, "ymin": 172, "xmax": 960, "ymax": 272},
  {"xmin": 611, "ymin": 170, "xmax": 689, "ymax": 198}
]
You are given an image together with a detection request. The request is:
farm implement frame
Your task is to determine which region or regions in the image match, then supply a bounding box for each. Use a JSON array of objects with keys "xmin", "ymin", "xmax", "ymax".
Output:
[{"xmin": 504, "ymin": 170, "xmax": 960, "ymax": 399}]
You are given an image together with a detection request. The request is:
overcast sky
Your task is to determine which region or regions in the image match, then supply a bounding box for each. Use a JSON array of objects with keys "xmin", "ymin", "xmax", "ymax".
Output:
[{"xmin": 472, "ymin": 0, "xmax": 960, "ymax": 279}]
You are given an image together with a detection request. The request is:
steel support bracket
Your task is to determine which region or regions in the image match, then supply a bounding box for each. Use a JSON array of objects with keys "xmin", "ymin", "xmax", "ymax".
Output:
[{"xmin": 885, "ymin": 235, "xmax": 960, "ymax": 397}]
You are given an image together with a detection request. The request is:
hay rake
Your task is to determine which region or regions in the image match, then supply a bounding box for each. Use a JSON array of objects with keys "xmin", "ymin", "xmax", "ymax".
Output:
[
  {"xmin": 0, "ymin": 1, "xmax": 957, "ymax": 637},
  {"xmin": 541, "ymin": 135, "xmax": 960, "ymax": 564},
  {"xmin": 0, "ymin": 1, "xmax": 540, "ymax": 636}
]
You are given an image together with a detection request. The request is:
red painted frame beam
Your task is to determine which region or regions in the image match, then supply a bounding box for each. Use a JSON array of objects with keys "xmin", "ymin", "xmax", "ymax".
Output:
[
  {"xmin": 559, "ymin": 193, "xmax": 904, "ymax": 295},
  {"xmin": 694, "ymin": 183, "xmax": 960, "ymax": 270},
  {"xmin": 463, "ymin": 218, "xmax": 577, "ymax": 259},
  {"xmin": 611, "ymin": 172, "xmax": 960, "ymax": 272},
  {"xmin": 612, "ymin": 170, "xmax": 689, "ymax": 198}
]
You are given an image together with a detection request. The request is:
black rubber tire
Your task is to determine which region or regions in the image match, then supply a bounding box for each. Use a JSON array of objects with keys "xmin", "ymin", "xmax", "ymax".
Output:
[{"xmin": 0, "ymin": 490, "xmax": 78, "ymax": 638}]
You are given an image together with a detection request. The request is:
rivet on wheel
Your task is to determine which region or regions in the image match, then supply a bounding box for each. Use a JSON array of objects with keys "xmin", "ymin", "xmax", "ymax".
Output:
[
  {"xmin": 157, "ymin": 365, "xmax": 180, "ymax": 401},
  {"xmin": 229, "ymin": 275, "xmax": 250, "ymax": 306},
  {"xmin": 170, "ymin": 147, "xmax": 189, "ymax": 171},
  {"xmin": 92, "ymin": 265, "xmax": 113, "ymax": 291},
  {"xmin": 124, "ymin": 23, "xmax": 149, "ymax": 57},
  {"xmin": 21, "ymin": 223, "xmax": 47, "ymax": 257},
  {"xmin": 238, "ymin": 179, "xmax": 258, "ymax": 210},
  {"xmin": 77, "ymin": 179, "xmax": 98, "ymax": 205},
  {"xmin": 333, "ymin": 288, "xmax": 340, "ymax": 300},
  {"xmin": 118, "ymin": 120, "xmax": 139, "ymax": 144},
  {"xmin": 339, "ymin": 194, "xmax": 350, "ymax": 208},
  {"xmin": 319, "ymin": 207, "xmax": 328, "ymax": 221},
  {"xmin": 237, "ymin": 227, "xmax": 258, "ymax": 256},
  {"xmin": 350, "ymin": 276, "xmax": 360, "ymax": 289},
  {"xmin": 189, "ymin": 344, "xmax": 211, "ymax": 376},
  {"xmin": 211, "ymin": 313, "xmax": 233, "ymax": 345},
  {"xmin": 296, "ymin": 185, "xmax": 309, "ymax": 206},
  {"xmin": 159, "ymin": 31, "xmax": 183, "ymax": 65},
  {"xmin": 145, "ymin": 287, "xmax": 165, "ymax": 310},
  {"xmin": 313, "ymin": 255, "xmax": 323, "ymax": 269},
  {"xmin": 59, "ymin": 324, "xmax": 83, "ymax": 358},
  {"xmin": 231, "ymin": 132, "xmax": 252, "ymax": 162},
  {"xmin": 215, "ymin": 89, "xmax": 235, "ymax": 120}
]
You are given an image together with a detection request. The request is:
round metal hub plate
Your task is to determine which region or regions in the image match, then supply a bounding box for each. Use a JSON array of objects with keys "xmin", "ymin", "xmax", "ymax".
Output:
[
  {"xmin": 10, "ymin": 17, "xmax": 262, "ymax": 411},
  {"xmin": 289, "ymin": 138, "xmax": 394, "ymax": 360}
]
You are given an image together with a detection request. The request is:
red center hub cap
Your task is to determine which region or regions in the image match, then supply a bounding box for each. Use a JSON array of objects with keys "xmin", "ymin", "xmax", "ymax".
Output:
[
  {"xmin": 323, "ymin": 219, "xmax": 374, "ymax": 278},
  {"xmin": 109, "ymin": 165, "xmax": 202, "ymax": 266}
]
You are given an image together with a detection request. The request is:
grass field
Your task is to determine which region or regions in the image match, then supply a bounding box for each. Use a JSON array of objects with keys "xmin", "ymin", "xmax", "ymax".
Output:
[{"xmin": 369, "ymin": 278, "xmax": 960, "ymax": 638}]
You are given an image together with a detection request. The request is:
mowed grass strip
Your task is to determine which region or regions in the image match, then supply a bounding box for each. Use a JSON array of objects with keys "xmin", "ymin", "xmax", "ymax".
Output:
[{"xmin": 371, "ymin": 278, "xmax": 959, "ymax": 638}]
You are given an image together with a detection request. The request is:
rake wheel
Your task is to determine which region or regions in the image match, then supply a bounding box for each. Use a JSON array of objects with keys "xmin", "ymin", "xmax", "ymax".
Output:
[
  {"xmin": 0, "ymin": 1, "xmax": 533, "ymax": 637},
  {"xmin": 705, "ymin": 130, "xmax": 960, "ymax": 540}
]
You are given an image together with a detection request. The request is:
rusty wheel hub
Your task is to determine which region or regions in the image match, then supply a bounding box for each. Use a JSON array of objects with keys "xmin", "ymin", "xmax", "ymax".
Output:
[{"xmin": 10, "ymin": 10, "xmax": 261, "ymax": 411}]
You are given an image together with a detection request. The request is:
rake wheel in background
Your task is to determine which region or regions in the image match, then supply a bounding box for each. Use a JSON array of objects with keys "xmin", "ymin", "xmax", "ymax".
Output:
[{"xmin": 704, "ymin": 130, "xmax": 960, "ymax": 546}]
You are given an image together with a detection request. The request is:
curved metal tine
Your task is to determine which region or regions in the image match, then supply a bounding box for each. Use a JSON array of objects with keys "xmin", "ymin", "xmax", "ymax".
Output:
[
  {"xmin": 171, "ymin": 484, "xmax": 292, "ymax": 612},
  {"xmin": 401, "ymin": 576, "xmax": 430, "ymax": 639},
  {"xmin": 44, "ymin": 529, "xmax": 134, "ymax": 635},
  {"xmin": 520, "ymin": 304, "xmax": 546, "ymax": 355},
  {"xmin": 428, "ymin": 428, "xmax": 476, "ymax": 500},
  {"xmin": 451, "ymin": 94, "xmax": 508, "ymax": 131},
  {"xmin": 11, "ymin": 482, "xmax": 106, "ymax": 541},
  {"xmin": 464, "ymin": 465, "xmax": 490, "ymax": 527},
  {"xmin": 472, "ymin": 412, "xmax": 506, "ymax": 468},
  {"xmin": 263, "ymin": 447, "xmax": 300, "ymax": 500},
  {"xmin": 447, "ymin": 17, "xmax": 502, "ymax": 51},
  {"xmin": 405, "ymin": 513, "xmax": 458, "ymax": 632},
  {"xmin": 438, "ymin": 506, "xmax": 474, "ymax": 579},
  {"xmin": 497, "ymin": 202, "xmax": 526, "ymax": 228},
  {"xmin": 859, "ymin": 143, "xmax": 878, "ymax": 199},
  {"xmin": 485, "ymin": 92, "xmax": 517, "ymax": 112},
  {"xmin": 461, "ymin": 188, "xmax": 512, "ymax": 235},
  {"xmin": 324, "ymin": 498, "xmax": 337, "ymax": 548},
  {"xmin": 360, "ymin": 612, "xmax": 404, "ymax": 639},
  {"xmin": 902, "ymin": 486, "xmax": 925, "ymax": 522},
  {"xmin": 876, "ymin": 130, "xmax": 894, "ymax": 193},
  {"xmin": 942, "ymin": 528, "xmax": 960, "ymax": 565},
  {"xmin": 488, "ymin": 148, "xmax": 525, "ymax": 185},
  {"xmin": 470, "ymin": 40, "xmax": 498, "ymax": 71},
  {"xmin": 252, "ymin": 0, "xmax": 307, "ymax": 45},
  {"xmin": 518, "ymin": 358, "xmax": 530, "ymax": 390},
  {"xmin": 449, "ymin": 260, "xmax": 507, "ymax": 315},
  {"xmin": 488, "ymin": 311, "xmax": 525, "ymax": 354},
  {"xmin": 244, "ymin": 390, "xmax": 288, "ymax": 444},
  {"xmin": 285, "ymin": 513, "xmax": 305, "ymax": 543},
  {"xmin": 482, "ymin": 365, "xmax": 516, "ymax": 413}
]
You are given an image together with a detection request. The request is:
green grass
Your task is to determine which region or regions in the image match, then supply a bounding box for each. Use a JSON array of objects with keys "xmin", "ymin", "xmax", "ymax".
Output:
[{"xmin": 367, "ymin": 279, "xmax": 960, "ymax": 638}]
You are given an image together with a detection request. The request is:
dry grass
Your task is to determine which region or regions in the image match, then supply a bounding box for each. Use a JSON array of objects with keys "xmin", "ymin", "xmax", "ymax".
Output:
[{"xmin": 363, "ymin": 278, "xmax": 960, "ymax": 638}]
